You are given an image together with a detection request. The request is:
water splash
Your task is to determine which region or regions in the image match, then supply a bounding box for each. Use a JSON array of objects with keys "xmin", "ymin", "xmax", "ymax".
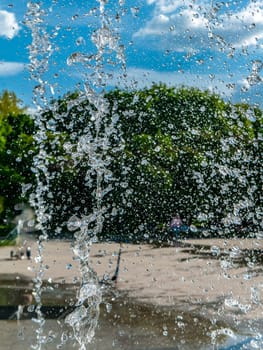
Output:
[
  {"xmin": 63, "ymin": 2, "xmax": 126, "ymax": 347},
  {"xmin": 25, "ymin": 2, "xmax": 54, "ymax": 349},
  {"xmin": 25, "ymin": 1, "xmax": 126, "ymax": 349},
  {"xmin": 210, "ymin": 327, "xmax": 237, "ymax": 348}
]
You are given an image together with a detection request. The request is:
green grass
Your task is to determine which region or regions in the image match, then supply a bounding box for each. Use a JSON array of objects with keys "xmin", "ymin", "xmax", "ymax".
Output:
[
  {"xmin": 0, "ymin": 238, "xmax": 18, "ymax": 247},
  {"xmin": 0, "ymin": 225, "xmax": 20, "ymax": 246}
]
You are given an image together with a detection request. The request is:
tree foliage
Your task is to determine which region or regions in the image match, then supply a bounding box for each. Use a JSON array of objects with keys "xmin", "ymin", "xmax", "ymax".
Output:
[
  {"xmin": 1, "ymin": 86, "xmax": 262, "ymax": 239},
  {"xmin": 103, "ymin": 85, "xmax": 262, "ymax": 238},
  {"xmin": 35, "ymin": 85, "xmax": 262, "ymax": 239},
  {"xmin": 0, "ymin": 90, "xmax": 35, "ymax": 228}
]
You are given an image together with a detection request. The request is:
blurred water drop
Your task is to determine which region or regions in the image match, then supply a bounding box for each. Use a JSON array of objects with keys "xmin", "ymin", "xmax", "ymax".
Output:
[
  {"xmin": 72, "ymin": 14, "xmax": 79, "ymax": 21},
  {"xmin": 27, "ymin": 304, "xmax": 35, "ymax": 313},
  {"xmin": 131, "ymin": 7, "xmax": 139, "ymax": 17},
  {"xmin": 79, "ymin": 283, "xmax": 99, "ymax": 303},
  {"xmin": 210, "ymin": 245, "xmax": 220, "ymax": 256},
  {"xmin": 251, "ymin": 287, "xmax": 260, "ymax": 304},
  {"xmin": 106, "ymin": 303, "xmax": 112, "ymax": 313},
  {"xmin": 189, "ymin": 225, "xmax": 198, "ymax": 233},
  {"xmin": 67, "ymin": 215, "xmax": 82, "ymax": 231},
  {"xmin": 229, "ymin": 246, "xmax": 242, "ymax": 259},
  {"xmin": 76, "ymin": 36, "xmax": 85, "ymax": 46}
]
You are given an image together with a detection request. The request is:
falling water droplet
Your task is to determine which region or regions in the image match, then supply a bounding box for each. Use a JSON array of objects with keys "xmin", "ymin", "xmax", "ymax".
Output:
[
  {"xmin": 72, "ymin": 14, "xmax": 79, "ymax": 21},
  {"xmin": 76, "ymin": 36, "xmax": 85, "ymax": 46}
]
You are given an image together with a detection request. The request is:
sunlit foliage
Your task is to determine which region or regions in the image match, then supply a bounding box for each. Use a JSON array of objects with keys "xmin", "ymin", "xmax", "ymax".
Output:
[
  {"xmin": 38, "ymin": 85, "xmax": 262, "ymax": 239},
  {"xmin": 0, "ymin": 90, "xmax": 35, "ymax": 231},
  {"xmin": 1, "ymin": 86, "xmax": 262, "ymax": 239}
]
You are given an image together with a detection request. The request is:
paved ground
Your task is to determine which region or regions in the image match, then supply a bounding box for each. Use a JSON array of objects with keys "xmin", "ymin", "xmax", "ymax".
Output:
[{"xmin": 0, "ymin": 236, "xmax": 262, "ymax": 323}]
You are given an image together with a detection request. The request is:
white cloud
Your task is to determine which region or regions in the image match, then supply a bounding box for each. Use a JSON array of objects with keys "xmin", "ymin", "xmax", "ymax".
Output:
[
  {"xmin": 26, "ymin": 106, "xmax": 38, "ymax": 116},
  {"xmin": 135, "ymin": 1, "xmax": 263, "ymax": 52},
  {"xmin": 115, "ymin": 66, "xmax": 263, "ymax": 106},
  {"xmin": 0, "ymin": 10, "xmax": 20, "ymax": 39},
  {"xmin": 120, "ymin": 67, "xmax": 236, "ymax": 98},
  {"xmin": 146, "ymin": 0, "xmax": 193, "ymax": 14},
  {"xmin": 0, "ymin": 61, "xmax": 25, "ymax": 76},
  {"xmin": 70, "ymin": 63, "xmax": 243, "ymax": 101}
]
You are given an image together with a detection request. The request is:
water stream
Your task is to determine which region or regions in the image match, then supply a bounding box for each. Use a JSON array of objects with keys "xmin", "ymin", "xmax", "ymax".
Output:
[{"xmin": 25, "ymin": 1, "xmax": 126, "ymax": 349}]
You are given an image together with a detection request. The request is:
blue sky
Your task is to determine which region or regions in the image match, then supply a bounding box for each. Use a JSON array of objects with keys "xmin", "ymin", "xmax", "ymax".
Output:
[{"xmin": 1, "ymin": 0, "xmax": 263, "ymax": 109}]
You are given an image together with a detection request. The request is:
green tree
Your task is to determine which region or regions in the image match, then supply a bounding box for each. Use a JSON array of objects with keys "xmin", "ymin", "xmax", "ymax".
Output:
[
  {"xmin": 0, "ymin": 90, "xmax": 35, "ymax": 231},
  {"xmin": 37, "ymin": 85, "xmax": 262, "ymax": 240},
  {"xmin": 0, "ymin": 90, "xmax": 23, "ymax": 152},
  {"xmin": 104, "ymin": 85, "xmax": 262, "ymax": 238},
  {"xmin": 32, "ymin": 92, "xmax": 115, "ymax": 236}
]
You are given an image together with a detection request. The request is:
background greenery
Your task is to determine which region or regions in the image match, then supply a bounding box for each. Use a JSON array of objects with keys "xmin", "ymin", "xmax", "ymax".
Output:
[{"xmin": 0, "ymin": 86, "xmax": 262, "ymax": 241}]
